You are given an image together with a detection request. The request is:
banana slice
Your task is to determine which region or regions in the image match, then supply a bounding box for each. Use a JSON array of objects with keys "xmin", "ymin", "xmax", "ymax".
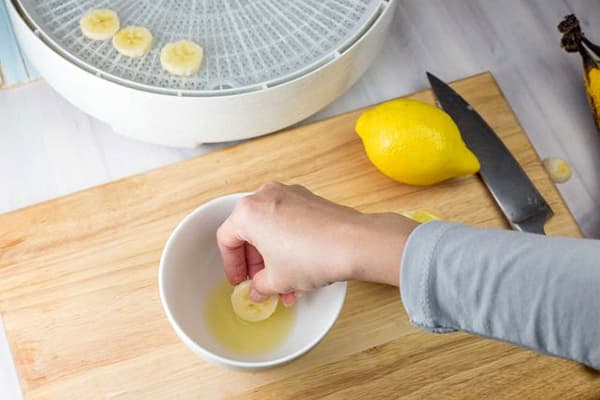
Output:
[
  {"xmin": 399, "ymin": 210, "xmax": 441, "ymax": 223},
  {"xmin": 231, "ymin": 280, "xmax": 278, "ymax": 322},
  {"xmin": 160, "ymin": 40, "xmax": 203, "ymax": 76},
  {"xmin": 543, "ymin": 157, "xmax": 572, "ymax": 183},
  {"xmin": 112, "ymin": 26, "xmax": 153, "ymax": 58},
  {"xmin": 80, "ymin": 9, "xmax": 120, "ymax": 41}
]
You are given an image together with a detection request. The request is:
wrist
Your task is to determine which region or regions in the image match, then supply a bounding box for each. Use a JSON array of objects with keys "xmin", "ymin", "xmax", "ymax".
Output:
[{"xmin": 346, "ymin": 213, "xmax": 418, "ymax": 286}]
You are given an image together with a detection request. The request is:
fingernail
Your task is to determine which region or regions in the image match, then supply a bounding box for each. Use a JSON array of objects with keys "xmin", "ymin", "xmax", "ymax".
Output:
[
  {"xmin": 250, "ymin": 288, "xmax": 268, "ymax": 302},
  {"xmin": 282, "ymin": 301, "xmax": 293, "ymax": 308}
]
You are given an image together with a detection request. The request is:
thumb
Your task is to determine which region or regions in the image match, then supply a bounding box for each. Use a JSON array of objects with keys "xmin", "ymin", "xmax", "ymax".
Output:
[{"xmin": 250, "ymin": 269, "xmax": 277, "ymax": 302}]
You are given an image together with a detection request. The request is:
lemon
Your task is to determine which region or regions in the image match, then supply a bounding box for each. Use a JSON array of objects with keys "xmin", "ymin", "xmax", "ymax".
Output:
[
  {"xmin": 356, "ymin": 99, "xmax": 480, "ymax": 186},
  {"xmin": 399, "ymin": 210, "xmax": 441, "ymax": 223}
]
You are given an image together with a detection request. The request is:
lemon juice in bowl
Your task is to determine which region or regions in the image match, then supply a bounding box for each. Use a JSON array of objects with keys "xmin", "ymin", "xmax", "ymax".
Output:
[{"xmin": 204, "ymin": 280, "xmax": 296, "ymax": 355}]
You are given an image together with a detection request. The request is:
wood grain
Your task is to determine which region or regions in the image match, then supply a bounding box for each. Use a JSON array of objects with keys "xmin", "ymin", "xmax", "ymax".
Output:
[{"xmin": 0, "ymin": 72, "xmax": 596, "ymax": 399}]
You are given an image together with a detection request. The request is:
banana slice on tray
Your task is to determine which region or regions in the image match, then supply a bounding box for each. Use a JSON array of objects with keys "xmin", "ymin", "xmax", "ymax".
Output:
[
  {"xmin": 160, "ymin": 40, "xmax": 204, "ymax": 76},
  {"xmin": 80, "ymin": 9, "xmax": 120, "ymax": 41},
  {"xmin": 231, "ymin": 280, "xmax": 278, "ymax": 322},
  {"xmin": 112, "ymin": 26, "xmax": 153, "ymax": 57}
]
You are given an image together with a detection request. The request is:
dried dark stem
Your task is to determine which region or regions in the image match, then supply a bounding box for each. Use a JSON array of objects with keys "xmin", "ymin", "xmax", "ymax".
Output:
[
  {"xmin": 558, "ymin": 14, "xmax": 600, "ymax": 59},
  {"xmin": 579, "ymin": 42, "xmax": 598, "ymax": 75},
  {"xmin": 582, "ymin": 37, "xmax": 600, "ymax": 59}
]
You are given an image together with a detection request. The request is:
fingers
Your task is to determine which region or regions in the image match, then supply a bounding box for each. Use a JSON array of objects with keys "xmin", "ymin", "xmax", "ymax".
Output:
[
  {"xmin": 280, "ymin": 292, "xmax": 297, "ymax": 306},
  {"xmin": 251, "ymin": 269, "xmax": 305, "ymax": 306},
  {"xmin": 251, "ymin": 273, "xmax": 299, "ymax": 306},
  {"xmin": 250, "ymin": 269, "xmax": 280, "ymax": 301},
  {"xmin": 245, "ymin": 243, "xmax": 264, "ymax": 279},
  {"xmin": 216, "ymin": 215, "xmax": 248, "ymax": 285},
  {"xmin": 218, "ymin": 185, "xmax": 314, "ymax": 305}
]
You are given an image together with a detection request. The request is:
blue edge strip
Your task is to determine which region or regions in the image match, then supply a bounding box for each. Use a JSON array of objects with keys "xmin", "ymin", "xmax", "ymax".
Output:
[{"xmin": 0, "ymin": 0, "xmax": 38, "ymax": 88}]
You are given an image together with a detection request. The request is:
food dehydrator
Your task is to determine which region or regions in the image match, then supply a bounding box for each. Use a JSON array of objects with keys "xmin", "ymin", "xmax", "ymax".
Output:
[{"xmin": 7, "ymin": 0, "xmax": 396, "ymax": 147}]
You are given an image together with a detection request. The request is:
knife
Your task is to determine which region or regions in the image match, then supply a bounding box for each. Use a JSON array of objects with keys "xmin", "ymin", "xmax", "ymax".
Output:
[{"xmin": 426, "ymin": 72, "xmax": 553, "ymax": 235}]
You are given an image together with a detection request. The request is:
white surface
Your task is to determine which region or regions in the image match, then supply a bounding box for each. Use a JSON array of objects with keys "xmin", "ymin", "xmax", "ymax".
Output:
[
  {"xmin": 2, "ymin": 0, "xmax": 600, "ymax": 397},
  {"xmin": 159, "ymin": 192, "xmax": 346, "ymax": 370},
  {"xmin": 8, "ymin": 0, "xmax": 395, "ymax": 146},
  {"xmin": 18, "ymin": 0, "xmax": 382, "ymax": 94}
]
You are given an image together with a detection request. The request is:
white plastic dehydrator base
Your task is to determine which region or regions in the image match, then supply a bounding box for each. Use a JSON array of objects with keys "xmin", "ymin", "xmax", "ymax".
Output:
[{"xmin": 8, "ymin": 0, "xmax": 395, "ymax": 148}]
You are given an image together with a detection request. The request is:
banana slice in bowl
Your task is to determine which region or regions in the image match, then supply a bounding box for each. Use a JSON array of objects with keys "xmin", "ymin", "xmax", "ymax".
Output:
[
  {"xmin": 231, "ymin": 280, "xmax": 278, "ymax": 322},
  {"xmin": 80, "ymin": 9, "xmax": 120, "ymax": 41},
  {"xmin": 160, "ymin": 40, "xmax": 204, "ymax": 76},
  {"xmin": 112, "ymin": 26, "xmax": 153, "ymax": 58}
]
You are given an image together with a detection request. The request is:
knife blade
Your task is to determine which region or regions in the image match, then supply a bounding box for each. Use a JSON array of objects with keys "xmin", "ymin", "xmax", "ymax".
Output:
[{"xmin": 426, "ymin": 72, "xmax": 553, "ymax": 234}]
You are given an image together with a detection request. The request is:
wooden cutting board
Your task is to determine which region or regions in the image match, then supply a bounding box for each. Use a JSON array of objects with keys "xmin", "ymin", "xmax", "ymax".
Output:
[{"xmin": 1, "ymin": 72, "xmax": 597, "ymax": 399}]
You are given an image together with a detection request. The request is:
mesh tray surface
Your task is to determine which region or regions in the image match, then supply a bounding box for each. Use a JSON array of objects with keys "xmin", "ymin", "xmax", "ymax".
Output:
[{"xmin": 15, "ymin": 0, "xmax": 384, "ymax": 95}]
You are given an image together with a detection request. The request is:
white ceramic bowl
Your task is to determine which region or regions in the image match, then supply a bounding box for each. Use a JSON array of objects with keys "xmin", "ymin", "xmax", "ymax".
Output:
[{"xmin": 159, "ymin": 193, "xmax": 347, "ymax": 369}]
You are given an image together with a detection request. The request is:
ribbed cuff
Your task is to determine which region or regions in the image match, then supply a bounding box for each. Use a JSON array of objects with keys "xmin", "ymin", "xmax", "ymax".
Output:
[{"xmin": 400, "ymin": 221, "xmax": 459, "ymax": 333}]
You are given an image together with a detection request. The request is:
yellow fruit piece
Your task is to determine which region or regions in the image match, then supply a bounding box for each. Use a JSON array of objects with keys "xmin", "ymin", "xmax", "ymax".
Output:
[
  {"xmin": 160, "ymin": 40, "xmax": 204, "ymax": 77},
  {"xmin": 112, "ymin": 26, "xmax": 153, "ymax": 57},
  {"xmin": 586, "ymin": 67, "xmax": 600, "ymax": 128},
  {"xmin": 231, "ymin": 280, "xmax": 278, "ymax": 322},
  {"xmin": 398, "ymin": 210, "xmax": 442, "ymax": 223},
  {"xmin": 543, "ymin": 157, "xmax": 572, "ymax": 183},
  {"xmin": 356, "ymin": 99, "xmax": 480, "ymax": 186},
  {"xmin": 80, "ymin": 9, "xmax": 120, "ymax": 41}
]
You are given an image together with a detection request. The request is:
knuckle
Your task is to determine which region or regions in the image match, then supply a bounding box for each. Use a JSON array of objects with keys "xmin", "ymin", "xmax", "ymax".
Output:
[
  {"xmin": 238, "ymin": 195, "xmax": 253, "ymax": 207},
  {"xmin": 235, "ymin": 196, "xmax": 255, "ymax": 215},
  {"xmin": 265, "ymin": 192, "xmax": 284, "ymax": 215},
  {"xmin": 215, "ymin": 222, "xmax": 230, "ymax": 242},
  {"xmin": 259, "ymin": 181, "xmax": 283, "ymax": 192},
  {"xmin": 256, "ymin": 183, "xmax": 287, "ymax": 214}
]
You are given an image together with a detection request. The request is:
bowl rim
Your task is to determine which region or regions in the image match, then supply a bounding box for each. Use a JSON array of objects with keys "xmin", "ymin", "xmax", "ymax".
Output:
[{"xmin": 158, "ymin": 192, "xmax": 348, "ymax": 369}]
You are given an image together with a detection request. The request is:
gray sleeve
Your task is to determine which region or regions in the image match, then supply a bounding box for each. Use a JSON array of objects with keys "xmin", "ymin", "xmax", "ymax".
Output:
[{"xmin": 400, "ymin": 221, "xmax": 600, "ymax": 370}]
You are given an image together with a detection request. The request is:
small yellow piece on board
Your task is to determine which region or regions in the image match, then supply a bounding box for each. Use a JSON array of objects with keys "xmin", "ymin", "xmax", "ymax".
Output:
[
  {"xmin": 543, "ymin": 158, "xmax": 572, "ymax": 184},
  {"xmin": 398, "ymin": 210, "xmax": 442, "ymax": 223}
]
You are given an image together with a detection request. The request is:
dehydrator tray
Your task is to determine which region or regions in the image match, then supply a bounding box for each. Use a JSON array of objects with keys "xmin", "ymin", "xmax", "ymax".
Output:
[{"xmin": 12, "ymin": 0, "xmax": 385, "ymax": 96}]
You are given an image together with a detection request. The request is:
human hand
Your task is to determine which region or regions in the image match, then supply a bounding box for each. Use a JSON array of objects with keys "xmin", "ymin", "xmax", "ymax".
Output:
[{"xmin": 216, "ymin": 182, "xmax": 418, "ymax": 305}]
